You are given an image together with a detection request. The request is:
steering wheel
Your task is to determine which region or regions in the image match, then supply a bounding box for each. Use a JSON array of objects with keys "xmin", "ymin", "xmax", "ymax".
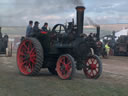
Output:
[
  {"xmin": 52, "ymin": 24, "xmax": 67, "ymax": 35},
  {"xmin": 50, "ymin": 24, "xmax": 67, "ymax": 42}
]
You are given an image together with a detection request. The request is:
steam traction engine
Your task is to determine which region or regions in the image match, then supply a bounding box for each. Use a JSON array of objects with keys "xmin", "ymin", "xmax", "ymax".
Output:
[
  {"xmin": 0, "ymin": 27, "xmax": 12, "ymax": 56},
  {"xmin": 17, "ymin": 6, "xmax": 102, "ymax": 79},
  {"xmin": 114, "ymin": 35, "xmax": 128, "ymax": 56}
]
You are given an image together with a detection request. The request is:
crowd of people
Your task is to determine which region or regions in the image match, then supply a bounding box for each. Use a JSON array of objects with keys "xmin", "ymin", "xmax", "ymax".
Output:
[{"xmin": 26, "ymin": 20, "xmax": 48, "ymax": 37}]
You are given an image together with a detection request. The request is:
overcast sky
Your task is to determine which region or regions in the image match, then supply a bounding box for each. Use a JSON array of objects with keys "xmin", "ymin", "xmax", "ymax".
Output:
[{"xmin": 0, "ymin": 0, "xmax": 128, "ymax": 26}]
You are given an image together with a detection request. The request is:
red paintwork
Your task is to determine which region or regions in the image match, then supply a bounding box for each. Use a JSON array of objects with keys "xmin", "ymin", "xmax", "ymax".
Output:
[
  {"xmin": 84, "ymin": 57, "xmax": 99, "ymax": 78},
  {"xmin": 56, "ymin": 56, "xmax": 72, "ymax": 79},
  {"xmin": 17, "ymin": 40, "xmax": 36, "ymax": 75},
  {"xmin": 41, "ymin": 31, "xmax": 47, "ymax": 34}
]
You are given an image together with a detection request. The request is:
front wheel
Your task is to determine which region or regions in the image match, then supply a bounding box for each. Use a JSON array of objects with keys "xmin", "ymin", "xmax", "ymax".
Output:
[
  {"xmin": 56, "ymin": 54, "xmax": 75, "ymax": 80},
  {"xmin": 83, "ymin": 55, "xmax": 102, "ymax": 79}
]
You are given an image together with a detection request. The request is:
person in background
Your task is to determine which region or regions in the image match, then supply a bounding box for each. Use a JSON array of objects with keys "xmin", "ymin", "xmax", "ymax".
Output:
[
  {"xmin": 96, "ymin": 40, "xmax": 103, "ymax": 56},
  {"xmin": 105, "ymin": 42, "xmax": 110, "ymax": 56},
  {"xmin": 42, "ymin": 22, "xmax": 48, "ymax": 32},
  {"xmin": 26, "ymin": 20, "xmax": 33, "ymax": 37},
  {"xmin": 32, "ymin": 21, "xmax": 40, "ymax": 36}
]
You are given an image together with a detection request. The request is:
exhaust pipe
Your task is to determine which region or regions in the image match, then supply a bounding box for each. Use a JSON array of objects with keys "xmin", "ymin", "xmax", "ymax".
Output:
[{"xmin": 76, "ymin": 6, "xmax": 85, "ymax": 36}]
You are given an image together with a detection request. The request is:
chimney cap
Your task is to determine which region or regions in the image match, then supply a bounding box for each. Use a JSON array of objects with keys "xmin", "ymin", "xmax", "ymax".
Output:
[{"xmin": 76, "ymin": 6, "xmax": 86, "ymax": 10}]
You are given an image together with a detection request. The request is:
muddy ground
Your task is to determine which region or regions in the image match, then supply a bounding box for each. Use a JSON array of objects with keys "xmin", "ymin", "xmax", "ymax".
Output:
[{"xmin": 0, "ymin": 53, "xmax": 128, "ymax": 96}]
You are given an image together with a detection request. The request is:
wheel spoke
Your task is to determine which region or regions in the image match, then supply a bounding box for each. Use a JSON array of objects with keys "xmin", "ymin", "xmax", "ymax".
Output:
[
  {"xmin": 62, "ymin": 57, "xmax": 66, "ymax": 65},
  {"xmin": 66, "ymin": 61, "xmax": 72, "ymax": 71},
  {"xmin": 91, "ymin": 70, "xmax": 94, "ymax": 76},
  {"xmin": 30, "ymin": 58, "xmax": 36, "ymax": 64},
  {"xmin": 62, "ymin": 69, "xmax": 66, "ymax": 75},
  {"xmin": 25, "ymin": 65, "xmax": 29, "ymax": 72},
  {"xmin": 87, "ymin": 61, "xmax": 90, "ymax": 65},
  {"xmin": 23, "ymin": 42, "xmax": 28, "ymax": 50},
  {"xmin": 22, "ymin": 47, "xmax": 27, "ymax": 53},
  {"xmin": 19, "ymin": 51, "xmax": 25, "ymax": 56},
  {"xmin": 95, "ymin": 61, "xmax": 98, "ymax": 65},
  {"xmin": 30, "ymin": 48, "xmax": 35, "ymax": 54},
  {"xmin": 91, "ymin": 58, "xmax": 95, "ymax": 64},
  {"xmin": 20, "ymin": 61, "xmax": 27, "ymax": 66},
  {"xmin": 67, "ymin": 60, "xmax": 71, "ymax": 65},
  {"xmin": 95, "ymin": 68, "xmax": 98, "ymax": 74},
  {"xmin": 28, "ymin": 62, "xmax": 33, "ymax": 72},
  {"xmin": 19, "ymin": 57, "xmax": 25, "ymax": 62},
  {"xmin": 28, "ymin": 41, "xmax": 33, "ymax": 51},
  {"xmin": 30, "ymin": 54, "xmax": 36, "ymax": 57},
  {"xmin": 86, "ymin": 70, "xmax": 91, "ymax": 78}
]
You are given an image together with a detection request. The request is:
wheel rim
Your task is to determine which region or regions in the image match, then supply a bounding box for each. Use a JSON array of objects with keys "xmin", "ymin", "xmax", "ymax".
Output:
[
  {"xmin": 57, "ymin": 56, "xmax": 72, "ymax": 79},
  {"xmin": 17, "ymin": 40, "xmax": 36, "ymax": 75},
  {"xmin": 84, "ymin": 57, "xmax": 99, "ymax": 78}
]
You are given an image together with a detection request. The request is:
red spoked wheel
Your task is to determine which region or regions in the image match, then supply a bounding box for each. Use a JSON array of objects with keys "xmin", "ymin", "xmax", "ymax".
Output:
[
  {"xmin": 17, "ymin": 38, "xmax": 43, "ymax": 76},
  {"xmin": 83, "ymin": 55, "xmax": 102, "ymax": 79},
  {"xmin": 56, "ymin": 54, "xmax": 75, "ymax": 80}
]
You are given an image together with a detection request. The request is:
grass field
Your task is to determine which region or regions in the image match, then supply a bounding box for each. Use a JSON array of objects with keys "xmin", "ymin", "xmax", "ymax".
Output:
[{"xmin": 0, "ymin": 54, "xmax": 128, "ymax": 96}]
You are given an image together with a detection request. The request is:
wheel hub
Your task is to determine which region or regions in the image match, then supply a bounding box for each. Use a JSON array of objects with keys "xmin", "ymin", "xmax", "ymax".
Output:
[
  {"xmin": 25, "ymin": 54, "xmax": 30, "ymax": 60},
  {"xmin": 90, "ymin": 64, "xmax": 96, "ymax": 69}
]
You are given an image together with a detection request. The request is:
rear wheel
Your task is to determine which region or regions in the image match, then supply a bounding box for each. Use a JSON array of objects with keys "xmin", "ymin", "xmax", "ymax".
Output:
[
  {"xmin": 17, "ymin": 38, "xmax": 43, "ymax": 76},
  {"xmin": 83, "ymin": 55, "xmax": 102, "ymax": 79},
  {"xmin": 56, "ymin": 54, "xmax": 75, "ymax": 80}
]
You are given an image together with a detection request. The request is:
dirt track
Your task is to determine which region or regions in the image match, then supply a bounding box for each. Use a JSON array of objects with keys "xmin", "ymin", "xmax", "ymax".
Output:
[
  {"xmin": 101, "ymin": 56, "xmax": 128, "ymax": 85},
  {"xmin": 0, "ymin": 54, "xmax": 128, "ymax": 96}
]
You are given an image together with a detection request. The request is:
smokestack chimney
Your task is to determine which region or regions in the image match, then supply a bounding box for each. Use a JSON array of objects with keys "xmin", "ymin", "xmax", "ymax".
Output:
[
  {"xmin": 0, "ymin": 27, "xmax": 2, "ymax": 38},
  {"xmin": 96, "ymin": 26, "xmax": 100, "ymax": 41},
  {"xmin": 76, "ymin": 6, "xmax": 85, "ymax": 36},
  {"xmin": 0, "ymin": 27, "xmax": 1, "ymax": 32}
]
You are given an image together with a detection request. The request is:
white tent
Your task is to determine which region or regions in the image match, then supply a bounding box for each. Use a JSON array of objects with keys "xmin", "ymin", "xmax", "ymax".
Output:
[{"xmin": 115, "ymin": 29, "xmax": 128, "ymax": 39}]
